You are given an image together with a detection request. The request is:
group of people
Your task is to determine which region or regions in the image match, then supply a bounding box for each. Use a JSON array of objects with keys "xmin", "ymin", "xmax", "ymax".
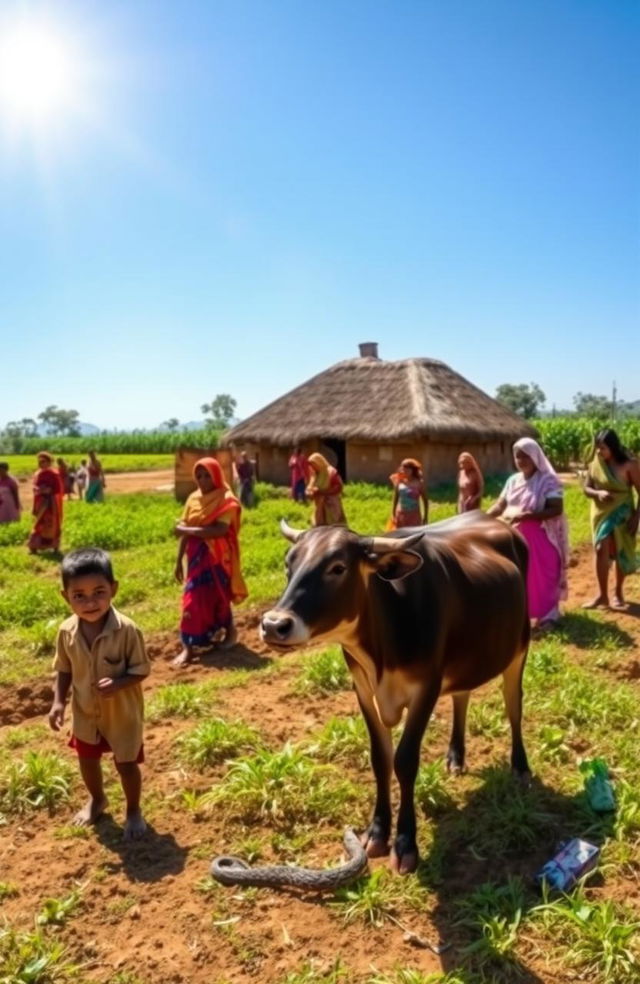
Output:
[
  {"xmin": 1, "ymin": 427, "xmax": 632, "ymax": 842},
  {"xmin": 0, "ymin": 450, "xmax": 107, "ymax": 554}
]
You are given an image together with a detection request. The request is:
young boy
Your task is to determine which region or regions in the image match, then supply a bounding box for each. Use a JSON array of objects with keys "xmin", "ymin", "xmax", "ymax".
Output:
[{"xmin": 49, "ymin": 548, "xmax": 150, "ymax": 840}]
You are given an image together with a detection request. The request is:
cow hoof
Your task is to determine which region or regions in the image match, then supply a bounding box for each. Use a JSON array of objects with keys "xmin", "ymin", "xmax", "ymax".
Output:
[
  {"xmin": 513, "ymin": 768, "xmax": 532, "ymax": 788},
  {"xmin": 446, "ymin": 754, "xmax": 465, "ymax": 775},
  {"xmin": 390, "ymin": 846, "xmax": 419, "ymax": 876},
  {"xmin": 360, "ymin": 829, "xmax": 390, "ymax": 858}
]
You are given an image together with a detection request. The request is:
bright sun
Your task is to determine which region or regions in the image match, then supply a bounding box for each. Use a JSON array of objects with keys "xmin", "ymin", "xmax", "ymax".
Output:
[{"xmin": 0, "ymin": 20, "xmax": 78, "ymax": 125}]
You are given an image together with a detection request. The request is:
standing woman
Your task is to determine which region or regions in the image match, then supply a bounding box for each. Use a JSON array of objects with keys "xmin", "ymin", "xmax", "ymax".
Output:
[
  {"xmin": 487, "ymin": 437, "xmax": 569, "ymax": 630},
  {"xmin": 0, "ymin": 462, "xmax": 21, "ymax": 524},
  {"xmin": 85, "ymin": 450, "xmax": 106, "ymax": 503},
  {"xmin": 389, "ymin": 458, "xmax": 428, "ymax": 528},
  {"xmin": 28, "ymin": 452, "xmax": 64, "ymax": 553},
  {"xmin": 173, "ymin": 458, "xmax": 248, "ymax": 666},
  {"xmin": 583, "ymin": 428, "xmax": 640, "ymax": 611},
  {"xmin": 306, "ymin": 453, "xmax": 347, "ymax": 526},
  {"xmin": 457, "ymin": 453, "xmax": 484, "ymax": 513},
  {"xmin": 288, "ymin": 447, "xmax": 310, "ymax": 503}
]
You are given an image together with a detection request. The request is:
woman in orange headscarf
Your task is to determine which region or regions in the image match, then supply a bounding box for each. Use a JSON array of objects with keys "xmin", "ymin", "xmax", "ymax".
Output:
[
  {"xmin": 306, "ymin": 453, "xmax": 347, "ymax": 526},
  {"xmin": 28, "ymin": 452, "xmax": 63, "ymax": 554},
  {"xmin": 457, "ymin": 452, "xmax": 484, "ymax": 513},
  {"xmin": 389, "ymin": 458, "xmax": 428, "ymax": 529},
  {"xmin": 173, "ymin": 458, "xmax": 248, "ymax": 666}
]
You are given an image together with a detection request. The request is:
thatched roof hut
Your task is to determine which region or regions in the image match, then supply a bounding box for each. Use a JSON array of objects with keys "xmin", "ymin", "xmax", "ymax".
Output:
[{"xmin": 224, "ymin": 343, "xmax": 535, "ymax": 485}]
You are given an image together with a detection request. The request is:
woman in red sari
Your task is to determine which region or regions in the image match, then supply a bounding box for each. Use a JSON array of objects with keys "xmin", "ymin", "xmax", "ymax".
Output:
[
  {"xmin": 28, "ymin": 452, "xmax": 63, "ymax": 553},
  {"xmin": 173, "ymin": 458, "xmax": 248, "ymax": 666}
]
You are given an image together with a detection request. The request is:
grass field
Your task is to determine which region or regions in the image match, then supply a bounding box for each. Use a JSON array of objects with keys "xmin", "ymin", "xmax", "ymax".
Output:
[
  {"xmin": 3, "ymin": 454, "xmax": 174, "ymax": 479},
  {"xmin": 0, "ymin": 479, "xmax": 590, "ymax": 688},
  {"xmin": 0, "ymin": 481, "xmax": 638, "ymax": 983}
]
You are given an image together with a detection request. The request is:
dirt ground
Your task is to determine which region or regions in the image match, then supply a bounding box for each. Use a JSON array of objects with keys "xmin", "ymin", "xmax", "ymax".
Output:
[
  {"xmin": 0, "ymin": 542, "xmax": 639, "ymax": 982},
  {"xmin": 16, "ymin": 470, "xmax": 174, "ymax": 511}
]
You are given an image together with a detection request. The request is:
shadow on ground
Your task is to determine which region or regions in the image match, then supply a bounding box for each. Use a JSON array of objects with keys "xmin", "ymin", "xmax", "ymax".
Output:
[
  {"xmin": 95, "ymin": 817, "xmax": 188, "ymax": 883},
  {"xmin": 558, "ymin": 610, "xmax": 635, "ymax": 648},
  {"xmin": 417, "ymin": 766, "xmax": 614, "ymax": 983}
]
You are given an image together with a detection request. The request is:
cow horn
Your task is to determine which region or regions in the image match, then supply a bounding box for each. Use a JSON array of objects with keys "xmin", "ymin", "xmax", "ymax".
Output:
[
  {"xmin": 280, "ymin": 518, "xmax": 304, "ymax": 543},
  {"xmin": 365, "ymin": 530, "xmax": 425, "ymax": 554}
]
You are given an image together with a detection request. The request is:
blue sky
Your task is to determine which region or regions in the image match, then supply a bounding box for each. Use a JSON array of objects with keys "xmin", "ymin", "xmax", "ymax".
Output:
[{"xmin": 2, "ymin": 0, "xmax": 638, "ymax": 429}]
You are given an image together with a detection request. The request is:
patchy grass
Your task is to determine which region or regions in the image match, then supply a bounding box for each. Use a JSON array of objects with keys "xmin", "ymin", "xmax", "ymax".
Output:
[
  {"xmin": 294, "ymin": 646, "xmax": 351, "ymax": 697},
  {"xmin": 176, "ymin": 717, "xmax": 263, "ymax": 770},
  {"xmin": 0, "ymin": 751, "xmax": 74, "ymax": 817}
]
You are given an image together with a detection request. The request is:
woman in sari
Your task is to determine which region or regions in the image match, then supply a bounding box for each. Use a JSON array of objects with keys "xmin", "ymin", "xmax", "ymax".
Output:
[
  {"xmin": 389, "ymin": 458, "xmax": 428, "ymax": 528},
  {"xmin": 488, "ymin": 437, "xmax": 569, "ymax": 630},
  {"xmin": 289, "ymin": 447, "xmax": 310, "ymax": 503},
  {"xmin": 28, "ymin": 452, "xmax": 63, "ymax": 553},
  {"xmin": 173, "ymin": 458, "xmax": 248, "ymax": 666},
  {"xmin": 85, "ymin": 450, "xmax": 105, "ymax": 503},
  {"xmin": 582, "ymin": 428, "xmax": 640, "ymax": 611},
  {"xmin": 306, "ymin": 453, "xmax": 347, "ymax": 526},
  {"xmin": 457, "ymin": 452, "xmax": 484, "ymax": 513},
  {"xmin": 0, "ymin": 462, "xmax": 21, "ymax": 524}
]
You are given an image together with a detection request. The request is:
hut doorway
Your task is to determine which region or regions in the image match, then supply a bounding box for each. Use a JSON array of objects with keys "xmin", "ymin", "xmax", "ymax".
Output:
[{"xmin": 322, "ymin": 438, "xmax": 347, "ymax": 480}]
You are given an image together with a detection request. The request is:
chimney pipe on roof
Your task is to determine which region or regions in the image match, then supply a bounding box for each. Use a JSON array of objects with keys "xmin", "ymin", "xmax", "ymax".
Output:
[{"xmin": 359, "ymin": 342, "xmax": 379, "ymax": 359}]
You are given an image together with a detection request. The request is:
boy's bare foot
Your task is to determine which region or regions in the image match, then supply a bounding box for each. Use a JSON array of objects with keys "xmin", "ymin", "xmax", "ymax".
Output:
[
  {"xmin": 610, "ymin": 596, "xmax": 629, "ymax": 612},
  {"xmin": 73, "ymin": 795, "xmax": 108, "ymax": 827},
  {"xmin": 172, "ymin": 647, "xmax": 193, "ymax": 668},
  {"xmin": 123, "ymin": 810, "xmax": 147, "ymax": 841},
  {"xmin": 582, "ymin": 596, "xmax": 608, "ymax": 609}
]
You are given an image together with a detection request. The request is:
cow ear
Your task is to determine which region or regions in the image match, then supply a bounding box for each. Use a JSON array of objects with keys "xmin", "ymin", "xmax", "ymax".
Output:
[{"xmin": 372, "ymin": 549, "xmax": 423, "ymax": 582}]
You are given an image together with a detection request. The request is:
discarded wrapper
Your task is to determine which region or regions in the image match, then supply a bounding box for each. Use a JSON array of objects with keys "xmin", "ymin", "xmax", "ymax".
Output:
[
  {"xmin": 535, "ymin": 838, "xmax": 600, "ymax": 892},
  {"xmin": 580, "ymin": 758, "xmax": 616, "ymax": 813}
]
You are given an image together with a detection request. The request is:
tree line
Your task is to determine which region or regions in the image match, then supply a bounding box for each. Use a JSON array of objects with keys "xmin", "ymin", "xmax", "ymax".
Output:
[{"xmin": 495, "ymin": 383, "xmax": 639, "ymax": 421}]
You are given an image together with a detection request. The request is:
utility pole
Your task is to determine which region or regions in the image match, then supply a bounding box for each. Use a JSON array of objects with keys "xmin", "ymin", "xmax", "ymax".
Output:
[{"xmin": 612, "ymin": 380, "xmax": 617, "ymax": 423}]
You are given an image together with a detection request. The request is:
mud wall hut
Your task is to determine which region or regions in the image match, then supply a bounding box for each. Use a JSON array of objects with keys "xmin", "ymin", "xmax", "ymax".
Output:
[{"xmin": 223, "ymin": 344, "xmax": 536, "ymax": 486}]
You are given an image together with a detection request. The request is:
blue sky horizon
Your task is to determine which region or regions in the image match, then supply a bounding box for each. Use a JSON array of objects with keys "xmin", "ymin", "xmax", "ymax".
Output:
[{"xmin": 2, "ymin": 0, "xmax": 638, "ymax": 430}]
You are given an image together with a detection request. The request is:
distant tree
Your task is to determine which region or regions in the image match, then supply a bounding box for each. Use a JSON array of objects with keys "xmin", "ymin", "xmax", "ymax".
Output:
[
  {"xmin": 37, "ymin": 405, "xmax": 81, "ymax": 436},
  {"xmin": 5, "ymin": 418, "xmax": 38, "ymax": 438},
  {"xmin": 573, "ymin": 392, "xmax": 612, "ymax": 419},
  {"xmin": 495, "ymin": 383, "xmax": 546, "ymax": 419},
  {"xmin": 201, "ymin": 394, "xmax": 237, "ymax": 428},
  {"xmin": 163, "ymin": 418, "xmax": 180, "ymax": 432}
]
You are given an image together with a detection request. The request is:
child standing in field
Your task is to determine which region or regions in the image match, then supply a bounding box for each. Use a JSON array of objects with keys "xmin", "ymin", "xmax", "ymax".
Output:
[
  {"xmin": 75, "ymin": 460, "xmax": 88, "ymax": 500},
  {"xmin": 48, "ymin": 548, "xmax": 150, "ymax": 839}
]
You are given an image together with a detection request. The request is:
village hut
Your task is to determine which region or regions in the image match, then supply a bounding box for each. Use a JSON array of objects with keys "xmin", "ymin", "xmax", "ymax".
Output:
[{"xmin": 223, "ymin": 343, "xmax": 536, "ymax": 486}]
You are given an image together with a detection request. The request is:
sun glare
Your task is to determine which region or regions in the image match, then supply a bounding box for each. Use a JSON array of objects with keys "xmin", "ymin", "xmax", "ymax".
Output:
[{"xmin": 0, "ymin": 19, "xmax": 78, "ymax": 125}]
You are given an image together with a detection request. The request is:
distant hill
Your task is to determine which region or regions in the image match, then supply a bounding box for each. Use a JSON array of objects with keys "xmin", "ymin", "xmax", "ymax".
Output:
[
  {"xmin": 36, "ymin": 422, "xmax": 100, "ymax": 437},
  {"xmin": 155, "ymin": 420, "xmax": 206, "ymax": 432}
]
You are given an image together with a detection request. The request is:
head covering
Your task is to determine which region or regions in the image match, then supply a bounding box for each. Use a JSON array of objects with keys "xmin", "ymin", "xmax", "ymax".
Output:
[
  {"xmin": 512, "ymin": 438, "xmax": 556, "ymax": 477},
  {"xmin": 308, "ymin": 453, "xmax": 333, "ymax": 491},
  {"xmin": 457, "ymin": 452, "xmax": 484, "ymax": 493},
  {"xmin": 37, "ymin": 451, "xmax": 53, "ymax": 465},
  {"xmin": 180, "ymin": 457, "xmax": 247, "ymax": 603}
]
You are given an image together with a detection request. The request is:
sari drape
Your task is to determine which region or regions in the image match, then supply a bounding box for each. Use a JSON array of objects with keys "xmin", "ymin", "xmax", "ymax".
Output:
[
  {"xmin": 588, "ymin": 456, "xmax": 638, "ymax": 576},
  {"xmin": 458, "ymin": 453, "xmax": 484, "ymax": 513},
  {"xmin": 179, "ymin": 458, "xmax": 247, "ymax": 647},
  {"xmin": 502, "ymin": 438, "xmax": 570, "ymax": 621},
  {"xmin": 29, "ymin": 468, "xmax": 63, "ymax": 551},
  {"xmin": 0, "ymin": 475, "xmax": 20, "ymax": 523},
  {"xmin": 307, "ymin": 453, "xmax": 346, "ymax": 526}
]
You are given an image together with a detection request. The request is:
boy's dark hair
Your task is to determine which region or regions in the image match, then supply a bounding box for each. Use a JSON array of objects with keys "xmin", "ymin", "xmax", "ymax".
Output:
[
  {"xmin": 0, "ymin": 462, "xmax": 8, "ymax": 471},
  {"xmin": 61, "ymin": 548, "xmax": 115, "ymax": 588}
]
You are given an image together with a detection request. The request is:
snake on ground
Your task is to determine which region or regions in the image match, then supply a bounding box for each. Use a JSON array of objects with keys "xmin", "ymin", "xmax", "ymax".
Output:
[{"xmin": 210, "ymin": 827, "xmax": 368, "ymax": 890}]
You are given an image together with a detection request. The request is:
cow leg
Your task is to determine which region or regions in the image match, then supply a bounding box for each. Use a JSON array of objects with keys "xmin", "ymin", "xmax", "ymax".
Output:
[
  {"xmin": 391, "ymin": 680, "xmax": 441, "ymax": 875},
  {"xmin": 502, "ymin": 653, "xmax": 530, "ymax": 777},
  {"xmin": 447, "ymin": 691, "xmax": 470, "ymax": 774},
  {"xmin": 350, "ymin": 666, "xmax": 393, "ymax": 858}
]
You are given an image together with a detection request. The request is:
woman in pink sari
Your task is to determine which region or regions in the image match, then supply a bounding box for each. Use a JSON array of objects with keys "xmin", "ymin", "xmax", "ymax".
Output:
[
  {"xmin": 0, "ymin": 462, "xmax": 21, "ymax": 523},
  {"xmin": 487, "ymin": 438, "xmax": 569, "ymax": 630}
]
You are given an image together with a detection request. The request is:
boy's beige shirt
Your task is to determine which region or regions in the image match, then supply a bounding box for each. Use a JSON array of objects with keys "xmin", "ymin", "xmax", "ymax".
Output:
[{"xmin": 53, "ymin": 607, "xmax": 150, "ymax": 762}]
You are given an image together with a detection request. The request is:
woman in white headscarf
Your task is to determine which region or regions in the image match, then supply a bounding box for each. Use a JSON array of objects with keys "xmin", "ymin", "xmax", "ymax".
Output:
[{"xmin": 487, "ymin": 438, "xmax": 569, "ymax": 629}]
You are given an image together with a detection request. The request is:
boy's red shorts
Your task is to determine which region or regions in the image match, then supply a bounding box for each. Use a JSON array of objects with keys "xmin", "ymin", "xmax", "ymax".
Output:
[{"xmin": 69, "ymin": 734, "xmax": 144, "ymax": 764}]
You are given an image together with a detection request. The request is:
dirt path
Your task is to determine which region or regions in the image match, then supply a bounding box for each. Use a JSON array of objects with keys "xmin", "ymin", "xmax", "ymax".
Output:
[{"xmin": 16, "ymin": 469, "xmax": 174, "ymax": 511}]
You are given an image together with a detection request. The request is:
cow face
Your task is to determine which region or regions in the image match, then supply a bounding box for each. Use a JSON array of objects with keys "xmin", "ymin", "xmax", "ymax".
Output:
[{"xmin": 260, "ymin": 523, "xmax": 424, "ymax": 650}]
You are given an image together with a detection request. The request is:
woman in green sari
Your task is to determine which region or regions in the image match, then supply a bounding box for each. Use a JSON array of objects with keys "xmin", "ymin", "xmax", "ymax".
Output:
[{"xmin": 583, "ymin": 428, "xmax": 640, "ymax": 611}]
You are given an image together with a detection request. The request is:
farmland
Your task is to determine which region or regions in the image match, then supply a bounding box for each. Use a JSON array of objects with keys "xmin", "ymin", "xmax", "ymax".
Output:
[
  {"xmin": 4, "ymin": 454, "xmax": 174, "ymax": 480},
  {"xmin": 0, "ymin": 481, "xmax": 639, "ymax": 983}
]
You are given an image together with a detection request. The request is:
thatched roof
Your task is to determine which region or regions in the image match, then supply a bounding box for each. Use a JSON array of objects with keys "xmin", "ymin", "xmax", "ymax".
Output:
[{"xmin": 224, "ymin": 355, "xmax": 536, "ymax": 446}]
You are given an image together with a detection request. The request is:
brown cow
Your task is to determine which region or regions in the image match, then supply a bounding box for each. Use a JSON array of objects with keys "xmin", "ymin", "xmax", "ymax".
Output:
[{"xmin": 260, "ymin": 512, "xmax": 530, "ymax": 874}]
